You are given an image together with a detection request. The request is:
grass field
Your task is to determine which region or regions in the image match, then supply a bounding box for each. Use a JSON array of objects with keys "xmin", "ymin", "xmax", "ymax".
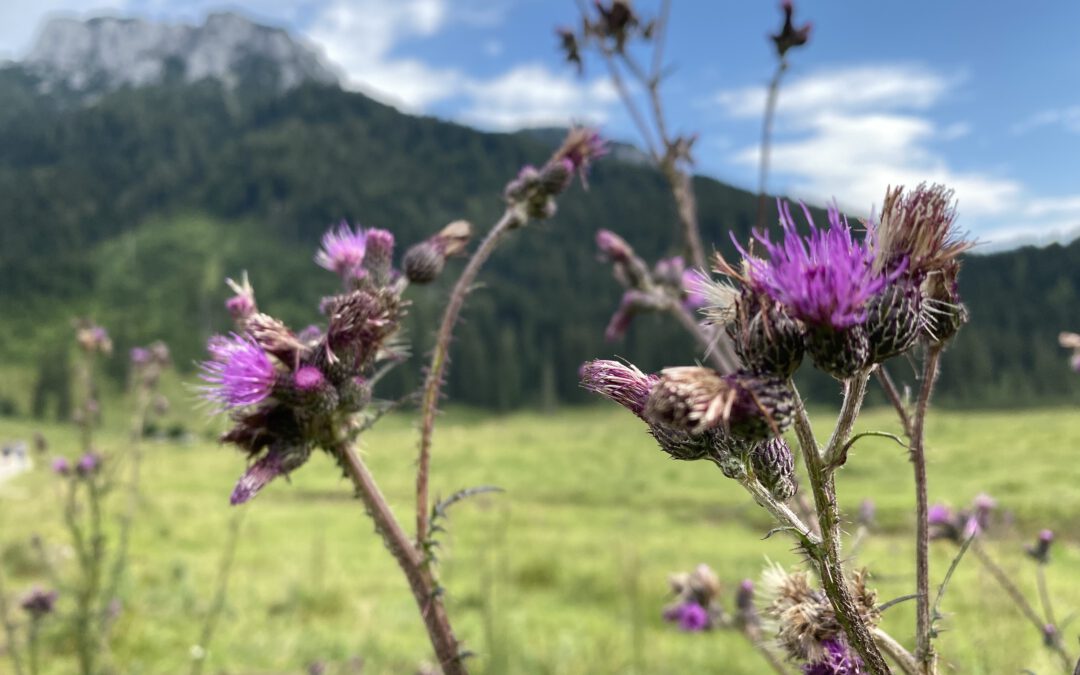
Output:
[{"xmin": 1, "ymin": 401, "xmax": 1079, "ymax": 674}]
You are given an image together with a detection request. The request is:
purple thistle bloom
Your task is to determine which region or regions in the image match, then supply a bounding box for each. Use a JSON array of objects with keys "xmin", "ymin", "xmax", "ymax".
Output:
[
  {"xmin": 738, "ymin": 201, "xmax": 894, "ymax": 330},
  {"xmin": 226, "ymin": 293, "xmax": 255, "ymax": 319},
  {"xmin": 663, "ymin": 601, "xmax": 710, "ymax": 632},
  {"xmin": 199, "ymin": 334, "xmax": 276, "ymax": 411},
  {"xmin": 51, "ymin": 456, "xmax": 71, "ymax": 476},
  {"xmin": 293, "ymin": 365, "xmax": 326, "ymax": 391},
  {"xmin": 20, "ymin": 587, "xmax": 58, "ymax": 618},
  {"xmin": 76, "ymin": 452, "xmax": 101, "ymax": 476},
  {"xmin": 927, "ymin": 503, "xmax": 953, "ymax": 525},
  {"xmin": 802, "ymin": 638, "xmax": 863, "ymax": 675},
  {"xmin": 580, "ymin": 359, "xmax": 657, "ymax": 417},
  {"xmin": 596, "ymin": 229, "xmax": 633, "ymax": 263},
  {"xmin": 315, "ymin": 222, "xmax": 368, "ymax": 277},
  {"xmin": 130, "ymin": 347, "xmax": 151, "ymax": 365}
]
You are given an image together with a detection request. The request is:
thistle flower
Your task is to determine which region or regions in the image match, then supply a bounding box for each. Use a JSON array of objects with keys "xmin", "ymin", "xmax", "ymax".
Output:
[
  {"xmin": 771, "ymin": 0, "xmax": 812, "ymax": 59},
  {"xmin": 75, "ymin": 320, "xmax": 112, "ymax": 355},
  {"xmin": 76, "ymin": 452, "xmax": 101, "ymax": 476},
  {"xmin": 741, "ymin": 201, "xmax": 888, "ymax": 331},
  {"xmin": 1026, "ymin": 529, "xmax": 1054, "ymax": 564},
  {"xmin": 595, "ymin": 229, "xmax": 634, "ymax": 264},
  {"xmin": 725, "ymin": 287, "xmax": 805, "ymax": 377},
  {"xmin": 199, "ymin": 334, "xmax": 277, "ymax": 411},
  {"xmin": 802, "ymin": 638, "xmax": 864, "ymax": 675},
  {"xmin": 873, "ymin": 184, "xmax": 970, "ymax": 280},
  {"xmin": 20, "ymin": 587, "xmax": 58, "ymax": 618},
  {"xmin": 579, "ymin": 359, "xmax": 657, "ymax": 417},
  {"xmin": 735, "ymin": 579, "xmax": 755, "ymax": 614},
  {"xmin": 663, "ymin": 601, "xmax": 710, "ymax": 632},
  {"xmin": 644, "ymin": 367, "xmax": 793, "ymax": 440},
  {"xmin": 130, "ymin": 347, "xmax": 151, "ymax": 365},
  {"xmin": 293, "ymin": 365, "xmax": 325, "ymax": 391},
  {"xmin": 316, "ymin": 222, "xmax": 368, "ymax": 278},
  {"xmin": 552, "ymin": 127, "xmax": 607, "ymax": 179},
  {"xmin": 506, "ymin": 128, "xmax": 605, "ymax": 217},
  {"xmin": 51, "ymin": 456, "xmax": 71, "ymax": 476}
]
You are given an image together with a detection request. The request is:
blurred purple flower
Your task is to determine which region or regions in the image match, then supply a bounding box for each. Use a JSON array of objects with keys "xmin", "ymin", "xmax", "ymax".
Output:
[
  {"xmin": 20, "ymin": 587, "xmax": 58, "ymax": 618},
  {"xmin": 663, "ymin": 601, "xmax": 710, "ymax": 632},
  {"xmin": 738, "ymin": 201, "xmax": 893, "ymax": 330},
  {"xmin": 51, "ymin": 456, "xmax": 71, "ymax": 476},
  {"xmin": 681, "ymin": 269, "xmax": 709, "ymax": 312},
  {"xmin": 76, "ymin": 452, "xmax": 102, "ymax": 476},
  {"xmin": 927, "ymin": 503, "xmax": 953, "ymax": 525},
  {"xmin": 580, "ymin": 359, "xmax": 657, "ymax": 417},
  {"xmin": 293, "ymin": 365, "xmax": 326, "ymax": 391},
  {"xmin": 199, "ymin": 334, "xmax": 276, "ymax": 410},
  {"xmin": 315, "ymin": 222, "xmax": 368, "ymax": 278},
  {"xmin": 802, "ymin": 638, "xmax": 862, "ymax": 675},
  {"xmin": 130, "ymin": 347, "xmax": 151, "ymax": 365}
]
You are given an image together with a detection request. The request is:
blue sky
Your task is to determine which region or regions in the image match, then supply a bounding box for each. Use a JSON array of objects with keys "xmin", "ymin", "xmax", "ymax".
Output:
[{"xmin": 2, "ymin": 0, "xmax": 1079, "ymax": 246}]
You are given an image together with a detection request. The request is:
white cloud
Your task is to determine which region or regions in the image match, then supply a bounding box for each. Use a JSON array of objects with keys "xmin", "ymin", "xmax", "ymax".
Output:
[
  {"xmin": 461, "ymin": 63, "xmax": 616, "ymax": 130},
  {"xmin": 1013, "ymin": 106, "xmax": 1080, "ymax": 135},
  {"xmin": 0, "ymin": 1, "xmax": 123, "ymax": 59},
  {"xmin": 305, "ymin": 0, "xmax": 457, "ymax": 110},
  {"xmin": 715, "ymin": 64, "xmax": 1020, "ymax": 220}
]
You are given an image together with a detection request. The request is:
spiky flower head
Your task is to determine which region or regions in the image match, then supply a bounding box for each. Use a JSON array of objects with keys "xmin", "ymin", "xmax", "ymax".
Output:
[
  {"xmin": 725, "ymin": 287, "xmax": 805, "ymax": 377},
  {"xmin": 199, "ymin": 334, "xmax": 277, "ymax": 410},
  {"xmin": 771, "ymin": 1, "xmax": 812, "ymax": 58},
  {"xmin": 315, "ymin": 222, "xmax": 368, "ymax": 279},
  {"xmin": 362, "ymin": 228, "xmax": 395, "ymax": 283},
  {"xmin": 644, "ymin": 367, "xmax": 793, "ymax": 440},
  {"xmin": 663, "ymin": 602, "xmax": 710, "ymax": 632},
  {"xmin": 873, "ymin": 184, "xmax": 971, "ymax": 280},
  {"xmin": 579, "ymin": 359, "xmax": 657, "ymax": 417},
  {"xmin": 552, "ymin": 126, "xmax": 607, "ymax": 180},
  {"xmin": 402, "ymin": 220, "xmax": 473, "ymax": 284},
  {"xmin": 740, "ymin": 201, "xmax": 890, "ymax": 331},
  {"xmin": 20, "ymin": 587, "xmax": 58, "ymax": 618}
]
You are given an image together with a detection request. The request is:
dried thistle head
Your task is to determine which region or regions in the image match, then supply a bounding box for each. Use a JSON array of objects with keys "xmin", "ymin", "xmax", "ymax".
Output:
[
  {"xmin": 873, "ymin": 183, "xmax": 972, "ymax": 281},
  {"xmin": 244, "ymin": 313, "xmax": 307, "ymax": 365},
  {"xmin": 760, "ymin": 563, "xmax": 842, "ymax": 663}
]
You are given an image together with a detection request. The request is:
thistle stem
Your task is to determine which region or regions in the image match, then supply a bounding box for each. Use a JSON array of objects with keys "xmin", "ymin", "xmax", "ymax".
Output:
[
  {"xmin": 873, "ymin": 627, "xmax": 919, "ymax": 675},
  {"xmin": 755, "ymin": 60, "xmax": 787, "ymax": 231},
  {"xmin": 971, "ymin": 542, "xmax": 1073, "ymax": 670},
  {"xmin": 1036, "ymin": 563, "xmax": 1058, "ymax": 635},
  {"xmin": 337, "ymin": 442, "xmax": 467, "ymax": 674},
  {"xmin": 911, "ymin": 345, "xmax": 942, "ymax": 674},
  {"xmin": 876, "ymin": 365, "xmax": 911, "ymax": 436},
  {"xmin": 790, "ymin": 380, "xmax": 891, "ymax": 675},
  {"xmin": 190, "ymin": 510, "xmax": 244, "ymax": 675},
  {"xmin": 416, "ymin": 207, "xmax": 523, "ymax": 545},
  {"xmin": 0, "ymin": 563, "xmax": 26, "ymax": 675}
]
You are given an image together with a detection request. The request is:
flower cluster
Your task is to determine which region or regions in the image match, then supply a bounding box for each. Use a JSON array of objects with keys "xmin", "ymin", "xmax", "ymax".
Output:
[
  {"xmin": 760, "ymin": 563, "xmax": 878, "ymax": 673},
  {"xmin": 663, "ymin": 564, "xmax": 722, "ymax": 632},
  {"xmin": 74, "ymin": 320, "xmax": 112, "ymax": 355},
  {"xmin": 51, "ymin": 452, "xmax": 102, "ymax": 478},
  {"xmin": 714, "ymin": 188, "xmax": 970, "ymax": 379},
  {"xmin": 504, "ymin": 127, "xmax": 606, "ymax": 220},
  {"xmin": 928, "ymin": 493, "xmax": 996, "ymax": 543},
  {"xmin": 204, "ymin": 227, "xmax": 408, "ymax": 505}
]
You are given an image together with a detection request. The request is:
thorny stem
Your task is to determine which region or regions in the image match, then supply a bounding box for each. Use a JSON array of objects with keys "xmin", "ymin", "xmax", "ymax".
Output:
[
  {"xmin": 337, "ymin": 441, "xmax": 468, "ymax": 675},
  {"xmin": 790, "ymin": 380, "xmax": 892, "ymax": 675},
  {"xmin": 911, "ymin": 345, "xmax": 942, "ymax": 674},
  {"xmin": 971, "ymin": 542, "xmax": 1073, "ymax": 670},
  {"xmin": 1036, "ymin": 563, "xmax": 1058, "ymax": 635},
  {"xmin": 416, "ymin": 207, "xmax": 523, "ymax": 547},
  {"xmin": 755, "ymin": 61, "xmax": 787, "ymax": 231},
  {"xmin": 876, "ymin": 365, "xmax": 911, "ymax": 436},
  {"xmin": 189, "ymin": 510, "xmax": 245, "ymax": 675},
  {"xmin": 734, "ymin": 473, "xmax": 819, "ymax": 548},
  {"xmin": 0, "ymin": 563, "xmax": 26, "ymax": 675}
]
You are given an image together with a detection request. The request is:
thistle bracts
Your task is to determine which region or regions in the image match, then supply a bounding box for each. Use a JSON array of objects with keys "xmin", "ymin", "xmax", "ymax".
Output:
[
  {"xmin": 750, "ymin": 437, "xmax": 796, "ymax": 501},
  {"xmin": 727, "ymin": 288, "xmax": 804, "ymax": 377},
  {"xmin": 643, "ymin": 367, "xmax": 793, "ymax": 441},
  {"xmin": 864, "ymin": 279, "xmax": 921, "ymax": 362},
  {"xmin": 806, "ymin": 324, "xmax": 869, "ymax": 380},
  {"xmin": 403, "ymin": 220, "xmax": 473, "ymax": 284}
]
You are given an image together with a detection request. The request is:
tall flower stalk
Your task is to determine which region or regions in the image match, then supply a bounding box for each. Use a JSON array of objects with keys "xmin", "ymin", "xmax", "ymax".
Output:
[{"xmin": 203, "ymin": 129, "xmax": 601, "ymax": 674}]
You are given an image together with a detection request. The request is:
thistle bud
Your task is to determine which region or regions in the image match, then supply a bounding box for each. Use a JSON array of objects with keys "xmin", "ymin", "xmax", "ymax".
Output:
[
  {"xmin": 504, "ymin": 165, "xmax": 541, "ymax": 203},
  {"xmin": 76, "ymin": 452, "xmax": 102, "ymax": 477},
  {"xmin": 865, "ymin": 279, "xmax": 922, "ymax": 363},
  {"xmin": 735, "ymin": 579, "xmax": 755, "ymax": 614},
  {"xmin": 750, "ymin": 437, "xmax": 796, "ymax": 501},
  {"xmin": 225, "ymin": 273, "xmax": 257, "ymax": 322},
  {"xmin": 20, "ymin": 587, "xmax": 58, "ymax": 618},
  {"xmin": 1026, "ymin": 529, "xmax": 1054, "ymax": 564},
  {"xmin": 362, "ymin": 228, "xmax": 395, "ymax": 283},
  {"xmin": 727, "ymin": 289, "xmax": 804, "ymax": 377},
  {"xmin": 51, "ymin": 457, "xmax": 71, "ymax": 476},
  {"xmin": 579, "ymin": 359, "xmax": 656, "ymax": 417},
  {"xmin": 595, "ymin": 229, "xmax": 634, "ymax": 264},
  {"xmin": 402, "ymin": 221, "xmax": 473, "ymax": 284},
  {"xmin": 922, "ymin": 264, "xmax": 967, "ymax": 344},
  {"xmin": 230, "ymin": 443, "xmax": 312, "ymax": 505},
  {"xmin": 806, "ymin": 324, "xmax": 870, "ymax": 380},
  {"xmin": 338, "ymin": 375, "xmax": 372, "ymax": 412},
  {"xmin": 770, "ymin": 0, "xmax": 812, "ymax": 59},
  {"xmin": 286, "ymin": 366, "xmax": 338, "ymax": 415},
  {"xmin": 644, "ymin": 367, "xmax": 793, "ymax": 441},
  {"xmin": 538, "ymin": 157, "xmax": 574, "ymax": 196},
  {"xmin": 244, "ymin": 313, "xmax": 306, "ymax": 364}
]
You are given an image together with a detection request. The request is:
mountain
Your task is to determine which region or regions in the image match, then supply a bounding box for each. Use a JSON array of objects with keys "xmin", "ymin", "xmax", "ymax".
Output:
[
  {"xmin": 22, "ymin": 12, "xmax": 337, "ymax": 95},
  {"xmin": 0, "ymin": 13, "xmax": 1077, "ymax": 417}
]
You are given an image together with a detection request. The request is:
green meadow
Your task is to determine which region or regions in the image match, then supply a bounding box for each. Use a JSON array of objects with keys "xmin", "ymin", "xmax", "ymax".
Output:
[{"xmin": 1, "ymin": 402, "xmax": 1078, "ymax": 674}]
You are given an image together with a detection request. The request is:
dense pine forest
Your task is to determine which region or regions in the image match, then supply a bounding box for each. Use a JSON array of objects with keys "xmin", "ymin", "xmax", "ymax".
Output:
[{"xmin": 1, "ymin": 67, "xmax": 1078, "ymax": 415}]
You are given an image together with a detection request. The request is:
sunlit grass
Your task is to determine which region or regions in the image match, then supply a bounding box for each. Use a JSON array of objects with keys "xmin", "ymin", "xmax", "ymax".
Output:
[{"xmin": 1, "ymin": 403, "xmax": 1078, "ymax": 674}]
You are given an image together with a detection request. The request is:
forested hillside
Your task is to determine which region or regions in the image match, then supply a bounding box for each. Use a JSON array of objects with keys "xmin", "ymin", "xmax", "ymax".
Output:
[{"xmin": 1, "ymin": 68, "xmax": 1077, "ymax": 414}]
